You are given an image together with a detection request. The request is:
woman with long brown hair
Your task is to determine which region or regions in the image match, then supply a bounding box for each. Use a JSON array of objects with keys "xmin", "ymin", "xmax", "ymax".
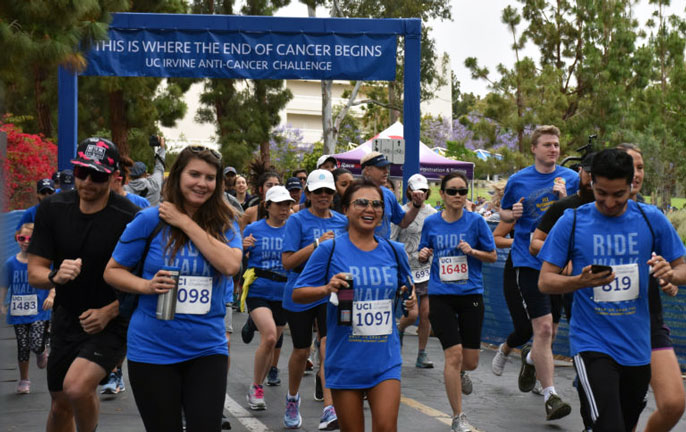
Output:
[{"xmin": 104, "ymin": 146, "xmax": 243, "ymax": 432}]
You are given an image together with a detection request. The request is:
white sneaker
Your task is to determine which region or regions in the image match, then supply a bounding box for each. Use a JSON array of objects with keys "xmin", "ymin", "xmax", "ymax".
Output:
[
  {"xmin": 491, "ymin": 343, "xmax": 508, "ymax": 376},
  {"xmin": 451, "ymin": 413, "xmax": 473, "ymax": 432},
  {"xmin": 532, "ymin": 380, "xmax": 544, "ymax": 396},
  {"xmin": 247, "ymin": 384, "xmax": 266, "ymax": 410}
]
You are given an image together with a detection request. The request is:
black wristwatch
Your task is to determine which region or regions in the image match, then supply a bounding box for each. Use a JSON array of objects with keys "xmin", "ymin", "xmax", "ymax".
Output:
[{"xmin": 48, "ymin": 269, "xmax": 60, "ymax": 286}]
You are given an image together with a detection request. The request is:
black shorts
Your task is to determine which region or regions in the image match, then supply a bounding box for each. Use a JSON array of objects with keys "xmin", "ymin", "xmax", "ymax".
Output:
[
  {"xmin": 246, "ymin": 297, "xmax": 288, "ymax": 327},
  {"xmin": 515, "ymin": 267, "xmax": 551, "ymax": 319},
  {"xmin": 47, "ymin": 306, "xmax": 127, "ymax": 392},
  {"xmin": 287, "ymin": 303, "xmax": 327, "ymax": 349},
  {"xmin": 650, "ymin": 311, "xmax": 673, "ymax": 350},
  {"xmin": 428, "ymin": 294, "xmax": 484, "ymax": 350},
  {"xmin": 574, "ymin": 351, "xmax": 650, "ymax": 431}
]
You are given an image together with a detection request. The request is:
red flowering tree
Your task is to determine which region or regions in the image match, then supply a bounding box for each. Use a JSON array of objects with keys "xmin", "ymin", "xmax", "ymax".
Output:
[{"xmin": 1, "ymin": 122, "xmax": 57, "ymax": 211}]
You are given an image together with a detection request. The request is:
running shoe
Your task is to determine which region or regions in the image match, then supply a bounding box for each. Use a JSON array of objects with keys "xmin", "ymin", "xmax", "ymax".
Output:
[
  {"xmin": 241, "ymin": 317, "xmax": 256, "ymax": 344},
  {"xmin": 415, "ymin": 351, "xmax": 434, "ymax": 368},
  {"xmin": 314, "ymin": 372, "xmax": 324, "ymax": 401},
  {"xmin": 518, "ymin": 345, "xmax": 536, "ymax": 392},
  {"xmin": 267, "ymin": 366, "xmax": 281, "ymax": 386},
  {"xmin": 284, "ymin": 394, "xmax": 302, "ymax": 429},
  {"xmin": 16, "ymin": 379, "xmax": 30, "ymax": 394},
  {"xmin": 545, "ymin": 394, "xmax": 572, "ymax": 421},
  {"xmin": 37, "ymin": 349, "xmax": 48, "ymax": 369},
  {"xmin": 491, "ymin": 343, "xmax": 508, "ymax": 376},
  {"xmin": 100, "ymin": 371, "xmax": 120, "ymax": 394},
  {"xmin": 451, "ymin": 413, "xmax": 473, "ymax": 432},
  {"xmin": 247, "ymin": 384, "xmax": 266, "ymax": 410},
  {"xmin": 304, "ymin": 357, "xmax": 314, "ymax": 375},
  {"xmin": 318, "ymin": 405, "xmax": 339, "ymax": 430},
  {"xmin": 460, "ymin": 371, "xmax": 473, "ymax": 395},
  {"xmin": 532, "ymin": 380, "xmax": 543, "ymax": 396},
  {"xmin": 115, "ymin": 369, "xmax": 126, "ymax": 392}
]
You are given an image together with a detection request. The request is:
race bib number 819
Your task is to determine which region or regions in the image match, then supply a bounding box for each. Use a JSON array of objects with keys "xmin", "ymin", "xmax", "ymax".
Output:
[{"xmin": 593, "ymin": 264, "xmax": 639, "ymax": 302}]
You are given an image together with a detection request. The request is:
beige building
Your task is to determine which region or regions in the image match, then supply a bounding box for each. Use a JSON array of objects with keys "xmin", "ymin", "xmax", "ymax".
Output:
[{"xmin": 160, "ymin": 56, "xmax": 452, "ymax": 149}]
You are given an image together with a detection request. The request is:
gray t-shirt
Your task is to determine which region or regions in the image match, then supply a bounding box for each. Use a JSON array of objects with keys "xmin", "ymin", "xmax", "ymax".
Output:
[{"xmin": 390, "ymin": 203, "xmax": 437, "ymax": 271}]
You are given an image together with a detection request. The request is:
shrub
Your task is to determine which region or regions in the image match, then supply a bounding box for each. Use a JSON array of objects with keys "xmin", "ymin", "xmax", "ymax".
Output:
[{"xmin": 1, "ymin": 122, "xmax": 58, "ymax": 211}]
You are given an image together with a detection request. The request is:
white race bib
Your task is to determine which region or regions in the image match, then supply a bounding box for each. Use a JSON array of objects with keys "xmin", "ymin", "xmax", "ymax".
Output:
[
  {"xmin": 413, "ymin": 264, "xmax": 431, "ymax": 283},
  {"xmin": 352, "ymin": 299, "xmax": 393, "ymax": 336},
  {"xmin": 175, "ymin": 276, "xmax": 212, "ymax": 315},
  {"xmin": 10, "ymin": 295, "xmax": 38, "ymax": 316},
  {"xmin": 593, "ymin": 264, "xmax": 639, "ymax": 302},
  {"xmin": 439, "ymin": 256, "xmax": 469, "ymax": 282}
]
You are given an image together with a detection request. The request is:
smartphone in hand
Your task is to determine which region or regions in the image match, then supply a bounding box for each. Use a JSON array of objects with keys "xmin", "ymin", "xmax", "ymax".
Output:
[{"xmin": 591, "ymin": 264, "xmax": 613, "ymax": 274}]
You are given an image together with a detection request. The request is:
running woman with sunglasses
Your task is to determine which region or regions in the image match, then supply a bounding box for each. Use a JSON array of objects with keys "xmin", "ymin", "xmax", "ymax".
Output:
[
  {"xmin": 104, "ymin": 145, "xmax": 242, "ymax": 431},
  {"xmin": 28, "ymin": 137, "xmax": 140, "ymax": 432},
  {"xmin": 418, "ymin": 171, "xmax": 496, "ymax": 432},
  {"xmin": 360, "ymin": 152, "xmax": 426, "ymax": 239},
  {"xmin": 293, "ymin": 178, "xmax": 415, "ymax": 432},
  {"xmin": 499, "ymin": 125, "xmax": 578, "ymax": 422},
  {"xmin": 281, "ymin": 170, "xmax": 348, "ymax": 430}
]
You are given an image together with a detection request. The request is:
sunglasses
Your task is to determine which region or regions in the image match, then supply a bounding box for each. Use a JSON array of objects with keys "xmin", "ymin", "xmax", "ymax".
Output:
[
  {"xmin": 38, "ymin": 189, "xmax": 55, "ymax": 195},
  {"xmin": 16, "ymin": 235, "xmax": 31, "ymax": 242},
  {"xmin": 74, "ymin": 166, "xmax": 111, "ymax": 183},
  {"xmin": 352, "ymin": 198, "xmax": 384, "ymax": 210},
  {"xmin": 443, "ymin": 187, "xmax": 469, "ymax": 196},
  {"xmin": 189, "ymin": 145, "xmax": 222, "ymax": 161},
  {"xmin": 311, "ymin": 188, "xmax": 335, "ymax": 195}
]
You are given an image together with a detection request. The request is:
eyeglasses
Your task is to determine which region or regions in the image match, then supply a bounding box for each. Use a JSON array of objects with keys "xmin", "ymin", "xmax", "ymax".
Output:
[
  {"xmin": 311, "ymin": 188, "xmax": 335, "ymax": 195},
  {"xmin": 189, "ymin": 145, "xmax": 222, "ymax": 161},
  {"xmin": 74, "ymin": 166, "xmax": 111, "ymax": 183},
  {"xmin": 443, "ymin": 188, "xmax": 469, "ymax": 196},
  {"xmin": 297, "ymin": 176, "xmax": 307, "ymax": 181},
  {"xmin": 352, "ymin": 198, "xmax": 384, "ymax": 210},
  {"xmin": 16, "ymin": 235, "xmax": 31, "ymax": 242}
]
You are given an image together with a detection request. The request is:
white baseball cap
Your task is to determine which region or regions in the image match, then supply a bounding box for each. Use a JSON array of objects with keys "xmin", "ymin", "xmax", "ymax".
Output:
[
  {"xmin": 265, "ymin": 186, "xmax": 295, "ymax": 203},
  {"xmin": 316, "ymin": 154, "xmax": 337, "ymax": 169},
  {"xmin": 408, "ymin": 173, "xmax": 429, "ymax": 191},
  {"xmin": 306, "ymin": 169, "xmax": 336, "ymax": 192}
]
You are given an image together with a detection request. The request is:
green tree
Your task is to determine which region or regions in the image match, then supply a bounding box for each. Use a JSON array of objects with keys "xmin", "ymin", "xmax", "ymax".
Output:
[{"xmin": 0, "ymin": 0, "xmax": 130, "ymax": 137}]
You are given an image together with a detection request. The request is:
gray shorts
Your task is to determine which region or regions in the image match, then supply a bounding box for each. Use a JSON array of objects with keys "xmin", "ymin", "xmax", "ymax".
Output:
[
  {"xmin": 415, "ymin": 281, "xmax": 429, "ymax": 297},
  {"xmin": 224, "ymin": 303, "xmax": 233, "ymax": 333}
]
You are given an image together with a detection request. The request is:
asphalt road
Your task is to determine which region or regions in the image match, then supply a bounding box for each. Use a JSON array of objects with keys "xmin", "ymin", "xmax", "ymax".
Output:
[{"xmin": 1, "ymin": 311, "xmax": 684, "ymax": 432}]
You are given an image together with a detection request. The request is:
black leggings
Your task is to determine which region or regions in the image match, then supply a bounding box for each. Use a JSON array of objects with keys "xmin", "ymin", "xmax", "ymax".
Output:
[
  {"xmin": 503, "ymin": 254, "xmax": 533, "ymax": 348},
  {"xmin": 128, "ymin": 354, "xmax": 228, "ymax": 432},
  {"xmin": 13, "ymin": 320, "xmax": 49, "ymax": 362}
]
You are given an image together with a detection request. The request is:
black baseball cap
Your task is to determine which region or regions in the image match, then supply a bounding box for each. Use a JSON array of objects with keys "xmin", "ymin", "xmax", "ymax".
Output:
[
  {"xmin": 37, "ymin": 178, "xmax": 55, "ymax": 193},
  {"xmin": 286, "ymin": 177, "xmax": 303, "ymax": 191},
  {"xmin": 580, "ymin": 152, "xmax": 596, "ymax": 173},
  {"xmin": 71, "ymin": 137, "xmax": 120, "ymax": 174},
  {"xmin": 59, "ymin": 169, "xmax": 75, "ymax": 191}
]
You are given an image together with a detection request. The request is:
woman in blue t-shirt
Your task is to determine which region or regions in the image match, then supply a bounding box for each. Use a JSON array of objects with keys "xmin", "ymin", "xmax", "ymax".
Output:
[
  {"xmin": 104, "ymin": 146, "xmax": 242, "ymax": 432},
  {"xmin": 1, "ymin": 223, "xmax": 53, "ymax": 394},
  {"xmin": 293, "ymin": 179, "xmax": 415, "ymax": 432},
  {"xmin": 281, "ymin": 169, "xmax": 348, "ymax": 430},
  {"xmin": 242, "ymin": 186, "xmax": 293, "ymax": 410},
  {"xmin": 418, "ymin": 171, "xmax": 496, "ymax": 432}
]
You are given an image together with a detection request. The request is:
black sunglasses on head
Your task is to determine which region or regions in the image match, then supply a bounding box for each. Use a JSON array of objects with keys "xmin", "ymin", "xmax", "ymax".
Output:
[
  {"xmin": 189, "ymin": 145, "xmax": 222, "ymax": 161},
  {"xmin": 74, "ymin": 166, "xmax": 111, "ymax": 183},
  {"xmin": 443, "ymin": 187, "xmax": 469, "ymax": 196}
]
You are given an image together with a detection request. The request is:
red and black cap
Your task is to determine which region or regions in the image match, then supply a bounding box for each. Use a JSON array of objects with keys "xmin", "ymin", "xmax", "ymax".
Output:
[{"xmin": 71, "ymin": 137, "xmax": 120, "ymax": 174}]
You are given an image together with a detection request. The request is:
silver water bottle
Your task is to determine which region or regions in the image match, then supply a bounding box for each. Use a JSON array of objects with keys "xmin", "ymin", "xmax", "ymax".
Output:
[{"xmin": 156, "ymin": 266, "xmax": 180, "ymax": 320}]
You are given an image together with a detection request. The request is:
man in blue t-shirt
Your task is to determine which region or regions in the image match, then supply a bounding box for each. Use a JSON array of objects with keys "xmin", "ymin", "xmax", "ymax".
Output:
[
  {"xmin": 538, "ymin": 149, "xmax": 686, "ymax": 431},
  {"xmin": 360, "ymin": 151, "xmax": 426, "ymax": 239},
  {"xmin": 500, "ymin": 125, "xmax": 579, "ymax": 421},
  {"xmin": 15, "ymin": 178, "xmax": 56, "ymax": 230}
]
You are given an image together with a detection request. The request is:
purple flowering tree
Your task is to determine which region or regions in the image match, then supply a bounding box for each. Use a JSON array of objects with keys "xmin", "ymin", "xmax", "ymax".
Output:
[{"xmin": 268, "ymin": 124, "xmax": 312, "ymax": 174}]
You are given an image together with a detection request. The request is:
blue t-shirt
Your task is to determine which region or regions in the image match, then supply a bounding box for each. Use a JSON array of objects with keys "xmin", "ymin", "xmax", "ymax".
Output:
[
  {"xmin": 376, "ymin": 186, "xmax": 405, "ymax": 239},
  {"xmin": 111, "ymin": 206, "xmax": 242, "ymax": 364},
  {"xmin": 2, "ymin": 256, "xmax": 51, "ymax": 324},
  {"xmin": 125, "ymin": 193, "xmax": 150, "ymax": 209},
  {"xmin": 294, "ymin": 233, "xmax": 411, "ymax": 389},
  {"xmin": 15, "ymin": 205, "xmax": 38, "ymax": 230},
  {"xmin": 418, "ymin": 211, "xmax": 496, "ymax": 296},
  {"xmin": 501, "ymin": 165, "xmax": 579, "ymax": 269},
  {"xmin": 244, "ymin": 218, "xmax": 288, "ymax": 301},
  {"xmin": 282, "ymin": 209, "xmax": 348, "ymax": 312},
  {"xmin": 538, "ymin": 201, "xmax": 685, "ymax": 366}
]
